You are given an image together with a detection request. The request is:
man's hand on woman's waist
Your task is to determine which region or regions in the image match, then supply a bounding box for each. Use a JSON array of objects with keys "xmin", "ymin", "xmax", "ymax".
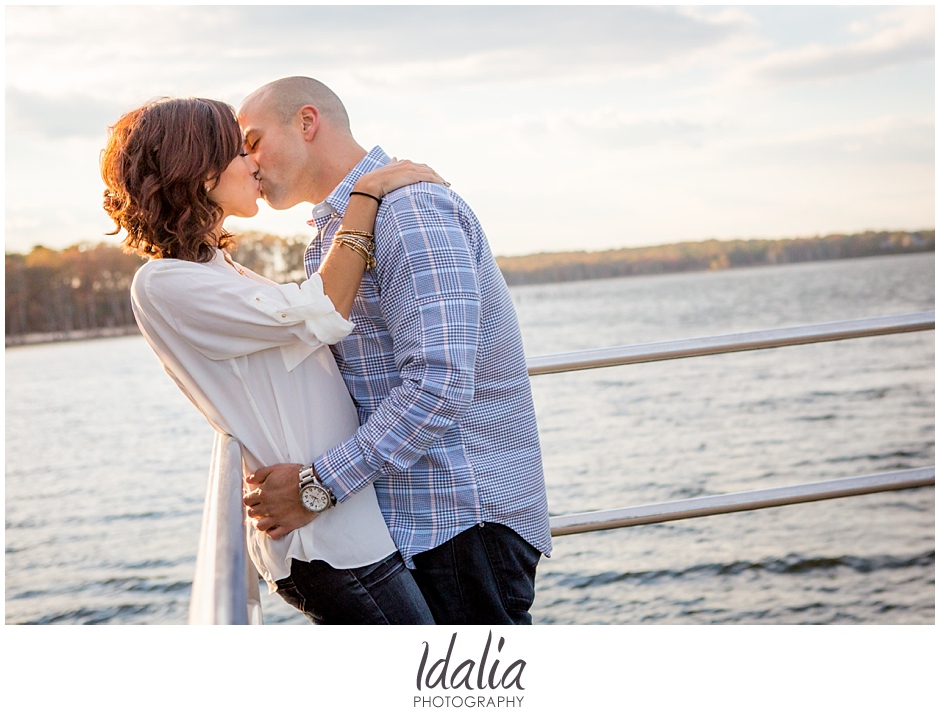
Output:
[{"xmin": 244, "ymin": 464, "xmax": 318, "ymax": 539}]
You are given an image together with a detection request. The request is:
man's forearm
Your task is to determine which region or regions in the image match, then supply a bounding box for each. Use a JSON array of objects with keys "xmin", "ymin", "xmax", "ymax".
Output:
[{"xmin": 313, "ymin": 314, "xmax": 478, "ymax": 499}]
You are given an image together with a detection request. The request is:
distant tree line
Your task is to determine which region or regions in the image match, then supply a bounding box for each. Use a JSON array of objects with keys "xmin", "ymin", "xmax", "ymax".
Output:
[
  {"xmin": 5, "ymin": 229, "xmax": 934, "ymax": 341},
  {"xmin": 4, "ymin": 232, "xmax": 308, "ymax": 341},
  {"xmin": 495, "ymin": 230, "xmax": 935, "ymax": 286},
  {"xmin": 5, "ymin": 244, "xmax": 142, "ymax": 340}
]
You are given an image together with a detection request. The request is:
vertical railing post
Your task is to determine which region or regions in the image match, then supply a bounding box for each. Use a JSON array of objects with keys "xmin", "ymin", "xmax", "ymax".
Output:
[{"xmin": 189, "ymin": 432, "xmax": 262, "ymax": 624}]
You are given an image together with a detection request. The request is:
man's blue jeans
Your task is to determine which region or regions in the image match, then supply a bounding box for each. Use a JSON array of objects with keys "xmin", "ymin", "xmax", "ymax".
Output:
[
  {"xmin": 275, "ymin": 551, "xmax": 435, "ymax": 624},
  {"xmin": 410, "ymin": 522, "xmax": 542, "ymax": 625}
]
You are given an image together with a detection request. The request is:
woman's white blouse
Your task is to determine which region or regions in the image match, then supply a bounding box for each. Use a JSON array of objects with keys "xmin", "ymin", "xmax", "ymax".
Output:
[{"xmin": 130, "ymin": 249, "xmax": 397, "ymax": 591}]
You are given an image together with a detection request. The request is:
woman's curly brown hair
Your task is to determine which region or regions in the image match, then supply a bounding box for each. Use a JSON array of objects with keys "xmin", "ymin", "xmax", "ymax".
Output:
[{"xmin": 101, "ymin": 98, "xmax": 243, "ymax": 262}]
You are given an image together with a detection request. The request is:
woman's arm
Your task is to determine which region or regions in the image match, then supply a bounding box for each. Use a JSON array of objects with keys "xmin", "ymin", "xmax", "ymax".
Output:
[
  {"xmin": 135, "ymin": 263, "xmax": 354, "ymax": 363},
  {"xmin": 318, "ymin": 159, "xmax": 444, "ymax": 318}
]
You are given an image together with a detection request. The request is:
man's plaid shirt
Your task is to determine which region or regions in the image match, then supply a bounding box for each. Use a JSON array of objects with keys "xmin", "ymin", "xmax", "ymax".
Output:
[{"xmin": 306, "ymin": 147, "xmax": 552, "ymax": 566}]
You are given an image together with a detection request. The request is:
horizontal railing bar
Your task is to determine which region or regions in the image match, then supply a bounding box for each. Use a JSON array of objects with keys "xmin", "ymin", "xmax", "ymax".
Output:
[
  {"xmin": 194, "ymin": 311, "xmax": 933, "ymax": 622},
  {"xmin": 527, "ymin": 311, "xmax": 935, "ymax": 376},
  {"xmin": 549, "ymin": 467, "xmax": 935, "ymax": 536}
]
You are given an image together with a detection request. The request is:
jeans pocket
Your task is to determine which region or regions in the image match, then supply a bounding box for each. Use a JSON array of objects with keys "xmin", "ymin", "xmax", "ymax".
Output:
[
  {"xmin": 274, "ymin": 577, "xmax": 308, "ymax": 615},
  {"xmin": 354, "ymin": 552, "xmax": 404, "ymax": 589},
  {"xmin": 480, "ymin": 524, "xmax": 540, "ymax": 613}
]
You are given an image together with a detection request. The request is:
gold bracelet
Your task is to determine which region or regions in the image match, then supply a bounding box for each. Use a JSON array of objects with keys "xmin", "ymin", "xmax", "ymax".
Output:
[
  {"xmin": 335, "ymin": 228, "xmax": 374, "ymax": 240},
  {"xmin": 335, "ymin": 236, "xmax": 376, "ymax": 270},
  {"xmin": 335, "ymin": 235, "xmax": 374, "ymax": 251},
  {"xmin": 335, "ymin": 236, "xmax": 370, "ymax": 262}
]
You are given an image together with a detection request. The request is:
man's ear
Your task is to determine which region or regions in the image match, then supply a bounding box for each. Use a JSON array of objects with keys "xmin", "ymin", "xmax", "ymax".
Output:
[{"xmin": 298, "ymin": 105, "xmax": 319, "ymax": 141}]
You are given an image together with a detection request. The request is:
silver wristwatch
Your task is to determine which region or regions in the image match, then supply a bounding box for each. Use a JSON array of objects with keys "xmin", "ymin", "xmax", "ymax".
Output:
[{"xmin": 299, "ymin": 464, "xmax": 336, "ymax": 513}]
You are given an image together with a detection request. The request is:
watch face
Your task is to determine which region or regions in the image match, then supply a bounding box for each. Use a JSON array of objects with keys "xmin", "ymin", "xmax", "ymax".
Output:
[{"xmin": 301, "ymin": 485, "xmax": 330, "ymax": 512}]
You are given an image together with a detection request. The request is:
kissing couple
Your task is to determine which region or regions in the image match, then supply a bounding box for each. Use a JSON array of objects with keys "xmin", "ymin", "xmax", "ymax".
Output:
[{"xmin": 102, "ymin": 76, "xmax": 552, "ymax": 624}]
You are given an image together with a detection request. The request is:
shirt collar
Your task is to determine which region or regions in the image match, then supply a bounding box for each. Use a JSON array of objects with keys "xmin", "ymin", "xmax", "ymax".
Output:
[
  {"xmin": 309, "ymin": 146, "xmax": 391, "ymax": 228},
  {"xmin": 210, "ymin": 248, "xmax": 228, "ymax": 267}
]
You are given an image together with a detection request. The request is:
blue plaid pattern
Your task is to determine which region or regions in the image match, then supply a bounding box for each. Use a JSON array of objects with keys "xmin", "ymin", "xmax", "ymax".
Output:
[{"xmin": 305, "ymin": 146, "xmax": 552, "ymax": 566}]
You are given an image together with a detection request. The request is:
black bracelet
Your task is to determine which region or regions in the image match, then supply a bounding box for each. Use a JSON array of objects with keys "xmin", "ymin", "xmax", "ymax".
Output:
[{"xmin": 350, "ymin": 190, "xmax": 382, "ymax": 205}]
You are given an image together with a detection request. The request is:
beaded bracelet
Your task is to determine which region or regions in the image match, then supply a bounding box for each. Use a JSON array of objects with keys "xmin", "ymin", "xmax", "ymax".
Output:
[
  {"xmin": 335, "ymin": 228, "xmax": 375, "ymax": 240},
  {"xmin": 342, "ymin": 244, "xmax": 376, "ymax": 271},
  {"xmin": 335, "ymin": 236, "xmax": 377, "ymax": 270},
  {"xmin": 336, "ymin": 236, "xmax": 375, "ymax": 261},
  {"xmin": 335, "ymin": 234, "xmax": 374, "ymax": 249}
]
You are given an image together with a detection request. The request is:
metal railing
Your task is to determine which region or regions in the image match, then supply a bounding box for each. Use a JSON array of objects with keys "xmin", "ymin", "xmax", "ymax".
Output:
[
  {"xmin": 188, "ymin": 311, "xmax": 934, "ymax": 623},
  {"xmin": 550, "ymin": 467, "xmax": 935, "ymax": 536},
  {"xmin": 189, "ymin": 433, "xmax": 262, "ymax": 624},
  {"xmin": 527, "ymin": 311, "xmax": 935, "ymax": 376}
]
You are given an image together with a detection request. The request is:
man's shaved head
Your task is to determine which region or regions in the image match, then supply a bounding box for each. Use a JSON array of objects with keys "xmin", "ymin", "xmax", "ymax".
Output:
[
  {"xmin": 238, "ymin": 76, "xmax": 367, "ymax": 207},
  {"xmin": 240, "ymin": 76, "xmax": 351, "ymax": 133}
]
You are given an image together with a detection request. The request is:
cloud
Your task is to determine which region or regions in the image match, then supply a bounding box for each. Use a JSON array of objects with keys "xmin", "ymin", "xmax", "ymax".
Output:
[
  {"xmin": 512, "ymin": 110, "xmax": 710, "ymax": 151},
  {"xmin": 212, "ymin": 5, "xmax": 750, "ymax": 66},
  {"xmin": 723, "ymin": 116, "xmax": 935, "ymax": 167},
  {"xmin": 3, "ymin": 7, "xmax": 757, "ymax": 141},
  {"xmin": 331, "ymin": 6, "xmax": 755, "ymax": 88},
  {"xmin": 750, "ymin": 6, "xmax": 934, "ymax": 85},
  {"xmin": 5, "ymin": 88, "xmax": 133, "ymax": 140},
  {"xmin": 3, "ymin": 6, "xmax": 934, "ymax": 254},
  {"xmin": 6, "ymin": 6, "xmax": 757, "ymax": 95}
]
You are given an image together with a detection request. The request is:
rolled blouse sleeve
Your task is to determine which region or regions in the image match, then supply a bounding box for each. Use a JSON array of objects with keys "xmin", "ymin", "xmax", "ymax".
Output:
[{"xmin": 134, "ymin": 260, "xmax": 354, "ymax": 370}]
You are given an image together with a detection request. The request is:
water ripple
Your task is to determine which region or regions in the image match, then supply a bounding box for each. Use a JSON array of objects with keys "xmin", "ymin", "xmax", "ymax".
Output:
[
  {"xmin": 552, "ymin": 551, "xmax": 935, "ymax": 589},
  {"xmin": 27, "ymin": 604, "xmax": 156, "ymax": 625}
]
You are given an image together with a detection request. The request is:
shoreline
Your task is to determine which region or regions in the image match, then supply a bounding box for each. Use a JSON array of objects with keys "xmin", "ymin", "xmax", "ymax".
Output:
[
  {"xmin": 496, "ymin": 235, "xmax": 934, "ymax": 287},
  {"xmin": 6, "ymin": 251, "xmax": 933, "ymax": 348},
  {"xmin": 5, "ymin": 325, "xmax": 140, "ymax": 348}
]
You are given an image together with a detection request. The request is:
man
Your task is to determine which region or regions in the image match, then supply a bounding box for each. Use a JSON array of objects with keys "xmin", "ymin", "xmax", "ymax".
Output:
[{"xmin": 238, "ymin": 76, "xmax": 551, "ymax": 624}]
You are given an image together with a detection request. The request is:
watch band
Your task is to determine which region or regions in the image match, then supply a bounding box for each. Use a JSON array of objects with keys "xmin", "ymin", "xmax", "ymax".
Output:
[{"xmin": 299, "ymin": 463, "xmax": 318, "ymax": 488}]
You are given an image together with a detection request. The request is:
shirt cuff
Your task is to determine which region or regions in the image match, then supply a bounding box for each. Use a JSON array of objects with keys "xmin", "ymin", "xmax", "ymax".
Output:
[
  {"xmin": 250, "ymin": 274, "xmax": 355, "ymax": 371},
  {"xmin": 313, "ymin": 435, "xmax": 376, "ymax": 503},
  {"xmin": 288, "ymin": 274, "xmax": 356, "ymax": 345},
  {"xmin": 250, "ymin": 273, "xmax": 354, "ymax": 344}
]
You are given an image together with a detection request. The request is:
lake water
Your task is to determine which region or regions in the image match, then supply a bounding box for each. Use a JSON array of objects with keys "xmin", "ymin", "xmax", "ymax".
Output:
[{"xmin": 5, "ymin": 253, "xmax": 934, "ymax": 624}]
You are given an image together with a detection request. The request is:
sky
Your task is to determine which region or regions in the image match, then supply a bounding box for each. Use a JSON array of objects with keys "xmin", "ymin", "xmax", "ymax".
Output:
[{"xmin": 4, "ymin": 4, "xmax": 935, "ymax": 257}]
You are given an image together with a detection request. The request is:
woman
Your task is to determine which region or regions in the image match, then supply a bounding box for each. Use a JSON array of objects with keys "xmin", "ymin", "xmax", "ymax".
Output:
[{"xmin": 101, "ymin": 97, "xmax": 442, "ymax": 624}]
